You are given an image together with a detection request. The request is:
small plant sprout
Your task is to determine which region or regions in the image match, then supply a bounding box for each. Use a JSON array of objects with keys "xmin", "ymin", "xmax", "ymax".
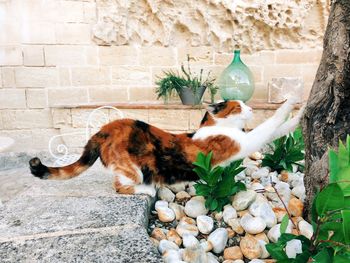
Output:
[
  {"xmin": 192, "ymin": 151, "xmax": 246, "ymax": 212},
  {"xmin": 262, "ymin": 127, "xmax": 305, "ymax": 172}
]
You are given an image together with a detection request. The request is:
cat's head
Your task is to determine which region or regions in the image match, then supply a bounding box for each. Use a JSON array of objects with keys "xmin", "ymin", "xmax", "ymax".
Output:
[{"xmin": 204, "ymin": 100, "xmax": 253, "ymax": 128}]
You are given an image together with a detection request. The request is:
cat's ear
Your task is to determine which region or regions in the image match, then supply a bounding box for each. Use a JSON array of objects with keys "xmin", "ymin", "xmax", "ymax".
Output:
[{"xmin": 207, "ymin": 101, "xmax": 227, "ymax": 115}]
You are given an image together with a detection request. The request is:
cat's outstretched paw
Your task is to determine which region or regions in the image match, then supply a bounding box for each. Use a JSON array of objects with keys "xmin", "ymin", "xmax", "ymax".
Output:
[
  {"xmin": 284, "ymin": 97, "xmax": 299, "ymax": 106},
  {"xmin": 276, "ymin": 100, "xmax": 294, "ymax": 118},
  {"xmin": 29, "ymin": 157, "xmax": 49, "ymax": 179}
]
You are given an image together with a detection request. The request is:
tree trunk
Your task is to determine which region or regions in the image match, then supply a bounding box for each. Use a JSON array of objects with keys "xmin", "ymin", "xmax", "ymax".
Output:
[{"xmin": 301, "ymin": 0, "xmax": 350, "ymax": 217}]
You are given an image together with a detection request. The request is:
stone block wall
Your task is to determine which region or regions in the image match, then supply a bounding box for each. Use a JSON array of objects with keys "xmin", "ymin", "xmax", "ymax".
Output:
[{"xmin": 0, "ymin": 0, "xmax": 329, "ymax": 152}]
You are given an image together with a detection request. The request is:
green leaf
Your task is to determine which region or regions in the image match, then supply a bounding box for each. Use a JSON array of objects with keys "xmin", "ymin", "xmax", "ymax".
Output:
[
  {"xmin": 215, "ymin": 198, "xmax": 230, "ymax": 212},
  {"xmin": 280, "ymin": 214, "xmax": 289, "ymax": 234},
  {"xmin": 312, "ymin": 249, "xmax": 332, "ymax": 263},
  {"xmin": 208, "ymin": 166, "xmax": 223, "ymax": 186},
  {"xmin": 318, "ymin": 222, "xmax": 344, "ymax": 242},
  {"xmin": 341, "ymin": 210, "xmax": 350, "ymax": 244},
  {"xmin": 338, "ymin": 141, "xmax": 349, "ymax": 169},
  {"xmin": 229, "ymin": 182, "xmax": 246, "ymax": 196},
  {"xmin": 329, "ymin": 149, "xmax": 340, "ymax": 183},
  {"xmin": 293, "ymin": 127, "xmax": 303, "ymax": 141},
  {"xmin": 214, "ymin": 167, "xmax": 237, "ymax": 196},
  {"xmin": 286, "ymin": 136, "xmax": 293, "ymax": 151},
  {"xmin": 316, "ymin": 183, "xmax": 345, "ymax": 216},
  {"xmin": 205, "ymin": 197, "xmax": 218, "ymax": 211},
  {"xmin": 205, "ymin": 151, "xmax": 213, "ymax": 170},
  {"xmin": 265, "ymin": 243, "xmax": 288, "ymax": 261},
  {"xmin": 333, "ymin": 254, "xmax": 350, "ymax": 263},
  {"xmin": 193, "ymin": 167, "xmax": 208, "ymax": 182},
  {"xmin": 194, "ymin": 184, "xmax": 211, "ymax": 197},
  {"xmin": 295, "ymin": 250, "xmax": 312, "ymax": 263},
  {"xmin": 335, "ymin": 167, "xmax": 350, "ymax": 197},
  {"xmin": 194, "ymin": 152, "xmax": 207, "ymax": 170}
]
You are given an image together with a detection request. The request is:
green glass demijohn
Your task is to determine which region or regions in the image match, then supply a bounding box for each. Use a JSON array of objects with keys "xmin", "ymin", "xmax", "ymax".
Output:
[{"xmin": 217, "ymin": 50, "xmax": 255, "ymax": 102}]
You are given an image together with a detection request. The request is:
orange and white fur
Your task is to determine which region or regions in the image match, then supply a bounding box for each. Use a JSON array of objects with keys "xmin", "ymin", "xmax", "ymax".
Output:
[{"xmin": 29, "ymin": 99, "xmax": 303, "ymax": 197}]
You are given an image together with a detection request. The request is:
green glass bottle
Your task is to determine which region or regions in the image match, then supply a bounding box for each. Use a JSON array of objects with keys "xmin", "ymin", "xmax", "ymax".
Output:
[{"xmin": 217, "ymin": 50, "xmax": 255, "ymax": 102}]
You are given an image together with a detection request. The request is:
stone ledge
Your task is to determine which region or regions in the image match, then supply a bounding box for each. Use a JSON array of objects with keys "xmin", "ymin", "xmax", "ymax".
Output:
[
  {"xmin": 0, "ymin": 165, "xmax": 161, "ymax": 262},
  {"xmin": 0, "ymin": 195, "xmax": 150, "ymax": 239},
  {"xmin": 49, "ymin": 100, "xmax": 302, "ymax": 110},
  {"xmin": 0, "ymin": 225, "xmax": 162, "ymax": 263}
]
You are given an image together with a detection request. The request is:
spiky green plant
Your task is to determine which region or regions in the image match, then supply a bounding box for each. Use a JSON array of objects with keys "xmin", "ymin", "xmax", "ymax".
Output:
[{"xmin": 155, "ymin": 55, "xmax": 218, "ymax": 103}]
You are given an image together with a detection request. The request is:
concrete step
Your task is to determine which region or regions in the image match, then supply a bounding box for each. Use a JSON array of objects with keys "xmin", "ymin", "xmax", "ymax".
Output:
[
  {"xmin": 0, "ymin": 156, "xmax": 162, "ymax": 263},
  {"xmin": 0, "ymin": 225, "xmax": 162, "ymax": 263}
]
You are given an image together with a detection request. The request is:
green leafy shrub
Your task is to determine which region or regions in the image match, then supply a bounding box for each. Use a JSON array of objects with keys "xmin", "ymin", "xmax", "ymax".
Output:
[
  {"xmin": 266, "ymin": 182, "xmax": 350, "ymax": 262},
  {"xmin": 192, "ymin": 152, "xmax": 246, "ymax": 212},
  {"xmin": 262, "ymin": 127, "xmax": 305, "ymax": 172},
  {"xmin": 329, "ymin": 135, "xmax": 350, "ymax": 198},
  {"xmin": 266, "ymin": 136, "xmax": 350, "ymax": 262}
]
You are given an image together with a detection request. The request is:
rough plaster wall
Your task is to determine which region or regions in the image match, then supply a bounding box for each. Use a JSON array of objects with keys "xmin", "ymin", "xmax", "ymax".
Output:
[{"xmin": 93, "ymin": 0, "xmax": 330, "ymax": 52}]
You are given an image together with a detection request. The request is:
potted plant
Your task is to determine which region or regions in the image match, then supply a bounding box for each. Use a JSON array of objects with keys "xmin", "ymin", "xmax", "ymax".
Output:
[{"xmin": 156, "ymin": 56, "xmax": 218, "ymax": 105}]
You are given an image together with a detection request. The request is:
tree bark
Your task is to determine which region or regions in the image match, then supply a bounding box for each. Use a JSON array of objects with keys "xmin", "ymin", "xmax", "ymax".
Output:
[{"xmin": 301, "ymin": 0, "xmax": 350, "ymax": 217}]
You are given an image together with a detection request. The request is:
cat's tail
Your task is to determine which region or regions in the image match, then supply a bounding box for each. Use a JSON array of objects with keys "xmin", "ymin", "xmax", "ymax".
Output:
[{"xmin": 29, "ymin": 133, "xmax": 102, "ymax": 180}]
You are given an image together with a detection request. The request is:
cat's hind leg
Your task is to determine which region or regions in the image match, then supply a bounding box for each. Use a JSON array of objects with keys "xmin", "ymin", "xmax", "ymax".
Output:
[{"xmin": 111, "ymin": 164, "xmax": 156, "ymax": 197}]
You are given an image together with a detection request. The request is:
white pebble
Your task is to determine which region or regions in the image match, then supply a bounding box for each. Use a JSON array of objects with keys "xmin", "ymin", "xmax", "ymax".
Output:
[
  {"xmin": 175, "ymin": 191, "xmax": 191, "ymax": 201},
  {"xmin": 158, "ymin": 240, "xmax": 179, "ymax": 254},
  {"xmin": 163, "ymin": 249, "xmax": 181, "ymax": 263},
  {"xmin": 249, "ymin": 151, "xmax": 263, "ymax": 160},
  {"xmin": 182, "ymin": 246, "xmax": 207, "ymax": 262},
  {"xmin": 184, "ymin": 197, "xmax": 208, "ymax": 218},
  {"xmin": 267, "ymin": 221, "xmax": 293, "ymax": 242},
  {"xmin": 269, "ymin": 172, "xmax": 279, "ymax": 183},
  {"xmin": 200, "ymin": 241, "xmax": 213, "ymax": 252},
  {"xmin": 208, "ymin": 228, "xmax": 228, "ymax": 254},
  {"xmin": 158, "ymin": 187, "xmax": 175, "ymax": 202},
  {"xmin": 207, "ymin": 252, "xmax": 219, "ymax": 263},
  {"xmin": 227, "ymin": 218, "xmax": 244, "ymax": 235},
  {"xmin": 245, "ymin": 165, "xmax": 259, "ymax": 176},
  {"xmin": 235, "ymin": 171, "xmax": 246, "ymax": 180},
  {"xmin": 232, "ymin": 190, "xmax": 257, "ymax": 211},
  {"xmin": 176, "ymin": 217, "xmax": 199, "ymax": 237},
  {"xmin": 274, "ymin": 182, "xmax": 291, "ymax": 205},
  {"xmin": 169, "ymin": 203, "xmax": 185, "ymax": 220},
  {"xmin": 249, "ymin": 201, "xmax": 277, "ymax": 228},
  {"xmin": 299, "ymin": 220, "xmax": 313, "ymax": 239},
  {"xmin": 257, "ymin": 239, "xmax": 270, "ymax": 258},
  {"xmin": 157, "ymin": 206, "xmax": 175, "ymax": 222},
  {"xmin": 186, "ymin": 182, "xmax": 197, "ymax": 196},
  {"xmin": 167, "ymin": 182, "xmax": 187, "ymax": 193},
  {"xmin": 251, "ymin": 167, "xmax": 269, "ymax": 179},
  {"xmin": 250, "ymin": 182, "xmax": 265, "ymax": 191},
  {"xmin": 285, "ymin": 239, "xmax": 302, "ymax": 258},
  {"xmin": 223, "ymin": 205, "xmax": 237, "ymax": 224},
  {"xmin": 240, "ymin": 214, "xmax": 266, "ymax": 234},
  {"xmin": 292, "ymin": 185, "xmax": 306, "ymax": 202},
  {"xmin": 182, "ymin": 234, "xmax": 199, "ymax": 248},
  {"xmin": 155, "ymin": 200, "xmax": 168, "ymax": 210},
  {"xmin": 196, "ymin": 215, "xmax": 214, "ymax": 234}
]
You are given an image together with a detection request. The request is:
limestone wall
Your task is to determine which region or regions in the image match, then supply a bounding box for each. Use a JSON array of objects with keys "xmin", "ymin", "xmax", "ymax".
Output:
[{"xmin": 0, "ymin": 0, "xmax": 329, "ymax": 152}]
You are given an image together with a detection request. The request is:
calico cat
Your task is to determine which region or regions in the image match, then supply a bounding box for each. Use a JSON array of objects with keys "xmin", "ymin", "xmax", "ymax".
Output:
[{"xmin": 29, "ymin": 99, "xmax": 302, "ymax": 197}]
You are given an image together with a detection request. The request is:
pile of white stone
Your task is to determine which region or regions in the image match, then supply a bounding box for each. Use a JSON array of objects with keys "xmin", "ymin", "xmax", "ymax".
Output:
[{"xmin": 148, "ymin": 152, "xmax": 313, "ymax": 263}]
